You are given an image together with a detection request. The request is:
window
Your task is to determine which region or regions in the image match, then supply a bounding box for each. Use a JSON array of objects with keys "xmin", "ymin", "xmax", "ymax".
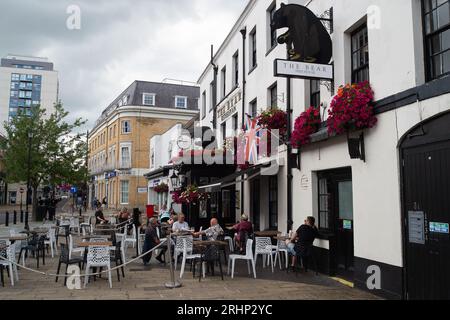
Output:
[
  {"xmin": 221, "ymin": 123, "xmax": 227, "ymax": 146},
  {"xmin": 269, "ymin": 176, "xmax": 278, "ymax": 230},
  {"xmin": 351, "ymin": 24, "xmax": 370, "ymax": 83},
  {"xmin": 232, "ymin": 114, "xmax": 238, "ymax": 132},
  {"xmin": 423, "ymin": 0, "xmax": 450, "ymax": 80},
  {"xmin": 249, "ymin": 99, "xmax": 258, "ymax": 119},
  {"xmin": 121, "ymin": 120, "xmax": 131, "ymax": 134},
  {"xmin": 221, "ymin": 66, "xmax": 227, "ymax": 99},
  {"xmin": 233, "ymin": 51, "xmax": 239, "ymax": 87},
  {"xmin": 269, "ymin": 83, "xmax": 278, "ymax": 109},
  {"xmin": 202, "ymin": 91, "xmax": 207, "ymax": 119},
  {"xmin": 122, "ymin": 95, "xmax": 128, "ymax": 106},
  {"xmin": 11, "ymin": 74, "xmax": 20, "ymax": 81},
  {"xmin": 318, "ymin": 178, "xmax": 330, "ymax": 229},
  {"xmin": 250, "ymin": 28, "xmax": 257, "ymax": 69},
  {"xmin": 142, "ymin": 93, "xmax": 155, "ymax": 106},
  {"xmin": 209, "ymin": 81, "xmax": 215, "ymax": 111},
  {"xmin": 175, "ymin": 96, "xmax": 187, "ymax": 108},
  {"xmin": 120, "ymin": 144, "xmax": 131, "ymax": 168},
  {"xmin": 120, "ymin": 181, "xmax": 129, "ymax": 204},
  {"xmin": 150, "ymin": 147, "xmax": 155, "ymax": 169},
  {"xmin": 267, "ymin": 2, "xmax": 277, "ymax": 50},
  {"xmin": 310, "ymin": 80, "xmax": 321, "ymax": 108}
]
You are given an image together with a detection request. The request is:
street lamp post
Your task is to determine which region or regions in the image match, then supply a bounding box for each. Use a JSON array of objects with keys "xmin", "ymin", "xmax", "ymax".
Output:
[{"xmin": 25, "ymin": 131, "xmax": 32, "ymax": 230}]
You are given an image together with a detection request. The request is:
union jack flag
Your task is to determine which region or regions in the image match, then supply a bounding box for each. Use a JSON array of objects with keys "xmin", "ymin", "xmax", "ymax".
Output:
[{"xmin": 243, "ymin": 113, "xmax": 261, "ymax": 164}]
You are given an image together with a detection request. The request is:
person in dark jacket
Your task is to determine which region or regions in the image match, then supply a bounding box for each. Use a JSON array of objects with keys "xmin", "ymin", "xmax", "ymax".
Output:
[
  {"xmin": 288, "ymin": 216, "xmax": 319, "ymax": 271},
  {"xmin": 142, "ymin": 218, "xmax": 166, "ymax": 265}
]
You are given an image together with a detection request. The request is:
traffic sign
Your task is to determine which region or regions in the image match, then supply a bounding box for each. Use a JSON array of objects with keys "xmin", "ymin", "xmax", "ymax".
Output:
[
  {"xmin": 19, "ymin": 188, "xmax": 25, "ymax": 194},
  {"xmin": 70, "ymin": 187, "xmax": 78, "ymax": 194}
]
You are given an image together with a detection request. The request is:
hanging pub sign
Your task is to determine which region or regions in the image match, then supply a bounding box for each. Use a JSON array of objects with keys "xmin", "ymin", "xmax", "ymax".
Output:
[{"xmin": 272, "ymin": 3, "xmax": 333, "ymax": 80}]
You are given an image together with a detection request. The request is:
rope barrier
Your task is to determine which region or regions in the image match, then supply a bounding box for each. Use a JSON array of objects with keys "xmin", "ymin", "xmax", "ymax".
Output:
[{"xmin": 0, "ymin": 238, "xmax": 169, "ymax": 279}]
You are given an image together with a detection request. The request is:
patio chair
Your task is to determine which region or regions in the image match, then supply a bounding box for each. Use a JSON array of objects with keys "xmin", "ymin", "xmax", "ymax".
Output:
[
  {"xmin": 273, "ymin": 239, "xmax": 289, "ymax": 270},
  {"xmin": 192, "ymin": 244, "xmax": 223, "ymax": 281},
  {"xmin": 68, "ymin": 234, "xmax": 84, "ymax": 260},
  {"xmin": 44, "ymin": 227, "xmax": 58, "ymax": 258},
  {"xmin": 84, "ymin": 246, "xmax": 112, "ymax": 288},
  {"xmin": 254, "ymin": 237, "xmax": 274, "ymax": 273},
  {"xmin": 0, "ymin": 240, "xmax": 17, "ymax": 286},
  {"xmin": 176, "ymin": 236, "xmax": 200, "ymax": 279},
  {"xmin": 228, "ymin": 239, "xmax": 256, "ymax": 279},
  {"xmin": 55, "ymin": 243, "xmax": 83, "ymax": 286},
  {"xmin": 19, "ymin": 234, "xmax": 46, "ymax": 269}
]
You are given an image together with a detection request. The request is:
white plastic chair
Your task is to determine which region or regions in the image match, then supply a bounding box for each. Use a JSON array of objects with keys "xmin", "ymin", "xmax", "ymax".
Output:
[
  {"xmin": 69, "ymin": 217, "xmax": 81, "ymax": 236},
  {"xmin": 177, "ymin": 236, "xmax": 201, "ymax": 279},
  {"xmin": 0, "ymin": 240, "xmax": 18, "ymax": 286},
  {"xmin": 228, "ymin": 239, "xmax": 256, "ymax": 279},
  {"xmin": 84, "ymin": 246, "xmax": 112, "ymax": 288},
  {"xmin": 254, "ymin": 237, "xmax": 274, "ymax": 273},
  {"xmin": 273, "ymin": 239, "xmax": 289, "ymax": 270},
  {"xmin": 125, "ymin": 224, "xmax": 137, "ymax": 250},
  {"xmin": 224, "ymin": 236, "xmax": 234, "ymax": 252},
  {"xmin": 44, "ymin": 227, "xmax": 58, "ymax": 258},
  {"xmin": 68, "ymin": 234, "xmax": 84, "ymax": 259}
]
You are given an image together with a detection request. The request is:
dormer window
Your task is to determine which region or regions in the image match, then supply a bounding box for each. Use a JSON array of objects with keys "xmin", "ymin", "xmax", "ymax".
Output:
[
  {"xmin": 143, "ymin": 93, "xmax": 156, "ymax": 106},
  {"xmin": 175, "ymin": 96, "xmax": 188, "ymax": 108}
]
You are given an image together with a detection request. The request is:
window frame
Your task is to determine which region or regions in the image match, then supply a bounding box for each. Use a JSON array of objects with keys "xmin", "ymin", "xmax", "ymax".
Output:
[
  {"xmin": 120, "ymin": 180, "xmax": 129, "ymax": 205},
  {"xmin": 249, "ymin": 27, "xmax": 258, "ymax": 70},
  {"xmin": 221, "ymin": 66, "xmax": 227, "ymax": 99},
  {"xmin": 268, "ymin": 82, "xmax": 278, "ymax": 109},
  {"xmin": 350, "ymin": 23, "xmax": 370, "ymax": 83},
  {"xmin": 422, "ymin": 0, "xmax": 450, "ymax": 81},
  {"xmin": 232, "ymin": 51, "xmax": 239, "ymax": 88},
  {"xmin": 120, "ymin": 143, "xmax": 132, "ymax": 169},
  {"xmin": 142, "ymin": 93, "xmax": 156, "ymax": 106},
  {"xmin": 310, "ymin": 80, "xmax": 321, "ymax": 108},
  {"xmin": 249, "ymin": 98, "xmax": 258, "ymax": 119},
  {"xmin": 201, "ymin": 91, "xmax": 207, "ymax": 119},
  {"xmin": 175, "ymin": 96, "xmax": 188, "ymax": 109},
  {"xmin": 267, "ymin": 1, "xmax": 278, "ymax": 52},
  {"xmin": 121, "ymin": 120, "xmax": 131, "ymax": 134}
]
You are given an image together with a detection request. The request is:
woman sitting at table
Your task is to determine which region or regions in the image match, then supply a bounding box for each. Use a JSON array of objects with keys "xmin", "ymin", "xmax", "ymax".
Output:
[
  {"xmin": 232, "ymin": 214, "xmax": 253, "ymax": 253},
  {"xmin": 193, "ymin": 218, "xmax": 224, "ymax": 241},
  {"xmin": 118, "ymin": 207, "xmax": 130, "ymax": 223}
]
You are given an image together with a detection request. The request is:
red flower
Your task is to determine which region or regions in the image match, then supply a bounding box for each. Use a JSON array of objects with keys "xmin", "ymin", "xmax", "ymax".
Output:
[
  {"xmin": 327, "ymin": 81, "xmax": 377, "ymax": 135},
  {"xmin": 291, "ymin": 106, "xmax": 322, "ymax": 148}
]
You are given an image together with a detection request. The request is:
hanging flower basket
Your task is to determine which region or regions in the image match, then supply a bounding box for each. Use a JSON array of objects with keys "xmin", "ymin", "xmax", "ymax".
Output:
[
  {"xmin": 257, "ymin": 108, "xmax": 288, "ymax": 140},
  {"xmin": 171, "ymin": 184, "xmax": 209, "ymax": 205},
  {"xmin": 327, "ymin": 81, "xmax": 377, "ymax": 135},
  {"xmin": 154, "ymin": 182, "xmax": 169, "ymax": 194},
  {"xmin": 291, "ymin": 106, "xmax": 322, "ymax": 148}
]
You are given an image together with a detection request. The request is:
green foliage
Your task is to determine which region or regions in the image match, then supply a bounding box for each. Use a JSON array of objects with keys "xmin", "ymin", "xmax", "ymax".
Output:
[{"xmin": 0, "ymin": 103, "xmax": 88, "ymax": 190}]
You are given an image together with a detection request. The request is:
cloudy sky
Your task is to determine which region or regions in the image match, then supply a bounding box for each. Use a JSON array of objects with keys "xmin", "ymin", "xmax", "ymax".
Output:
[{"xmin": 0, "ymin": 0, "xmax": 247, "ymax": 131}]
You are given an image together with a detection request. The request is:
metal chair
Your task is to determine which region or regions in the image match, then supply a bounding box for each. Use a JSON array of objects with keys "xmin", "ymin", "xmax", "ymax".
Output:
[
  {"xmin": 84, "ymin": 246, "xmax": 112, "ymax": 288},
  {"xmin": 254, "ymin": 237, "xmax": 274, "ymax": 273},
  {"xmin": 55, "ymin": 243, "xmax": 83, "ymax": 286}
]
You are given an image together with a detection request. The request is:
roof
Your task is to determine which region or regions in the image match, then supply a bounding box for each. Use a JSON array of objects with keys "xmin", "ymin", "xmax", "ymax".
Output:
[
  {"xmin": 94, "ymin": 80, "xmax": 200, "ymax": 128},
  {"xmin": 1, "ymin": 55, "xmax": 54, "ymax": 71}
]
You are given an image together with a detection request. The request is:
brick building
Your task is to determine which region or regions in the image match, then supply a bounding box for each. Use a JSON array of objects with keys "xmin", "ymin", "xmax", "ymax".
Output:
[{"xmin": 88, "ymin": 81, "xmax": 199, "ymax": 211}]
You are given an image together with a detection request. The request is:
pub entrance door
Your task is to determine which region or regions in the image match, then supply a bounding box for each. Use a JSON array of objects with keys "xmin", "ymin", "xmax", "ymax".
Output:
[{"xmin": 401, "ymin": 112, "xmax": 450, "ymax": 300}]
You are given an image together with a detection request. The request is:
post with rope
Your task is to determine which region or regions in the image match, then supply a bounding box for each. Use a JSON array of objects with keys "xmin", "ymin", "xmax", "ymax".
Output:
[{"xmin": 164, "ymin": 227, "xmax": 181, "ymax": 288}]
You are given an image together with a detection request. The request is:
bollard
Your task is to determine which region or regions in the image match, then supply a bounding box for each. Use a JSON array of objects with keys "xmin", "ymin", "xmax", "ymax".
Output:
[
  {"xmin": 25, "ymin": 211, "xmax": 29, "ymax": 231},
  {"xmin": 5, "ymin": 211, "xmax": 9, "ymax": 227},
  {"xmin": 13, "ymin": 210, "xmax": 17, "ymax": 225},
  {"xmin": 79, "ymin": 207, "xmax": 82, "ymax": 217},
  {"xmin": 20, "ymin": 210, "xmax": 24, "ymax": 223}
]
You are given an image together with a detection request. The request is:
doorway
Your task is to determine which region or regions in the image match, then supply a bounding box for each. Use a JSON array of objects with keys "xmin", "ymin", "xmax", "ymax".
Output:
[
  {"xmin": 318, "ymin": 167, "xmax": 354, "ymax": 280},
  {"xmin": 401, "ymin": 112, "xmax": 450, "ymax": 300},
  {"xmin": 251, "ymin": 178, "xmax": 260, "ymax": 231}
]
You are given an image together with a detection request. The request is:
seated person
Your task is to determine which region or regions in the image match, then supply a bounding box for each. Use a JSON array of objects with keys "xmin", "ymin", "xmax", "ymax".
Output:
[
  {"xmin": 159, "ymin": 204, "xmax": 170, "ymax": 223},
  {"xmin": 172, "ymin": 213, "xmax": 190, "ymax": 232},
  {"xmin": 194, "ymin": 218, "xmax": 224, "ymax": 241},
  {"xmin": 232, "ymin": 214, "xmax": 253, "ymax": 253},
  {"xmin": 142, "ymin": 218, "xmax": 166, "ymax": 265},
  {"xmin": 118, "ymin": 207, "xmax": 130, "ymax": 224},
  {"xmin": 95, "ymin": 206, "xmax": 109, "ymax": 225},
  {"xmin": 287, "ymin": 216, "xmax": 319, "ymax": 271}
]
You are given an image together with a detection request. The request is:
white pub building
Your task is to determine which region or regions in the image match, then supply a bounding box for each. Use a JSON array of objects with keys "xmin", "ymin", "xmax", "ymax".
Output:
[{"xmin": 196, "ymin": 0, "xmax": 450, "ymax": 299}]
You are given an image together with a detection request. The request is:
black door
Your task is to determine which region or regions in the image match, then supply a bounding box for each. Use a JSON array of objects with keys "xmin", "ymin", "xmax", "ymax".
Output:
[
  {"xmin": 318, "ymin": 168, "xmax": 354, "ymax": 280},
  {"xmin": 403, "ymin": 140, "xmax": 450, "ymax": 300}
]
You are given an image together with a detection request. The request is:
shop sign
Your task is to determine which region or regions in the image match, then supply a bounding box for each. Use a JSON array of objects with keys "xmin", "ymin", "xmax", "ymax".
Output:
[
  {"xmin": 343, "ymin": 220, "xmax": 352, "ymax": 230},
  {"xmin": 300, "ymin": 175, "xmax": 310, "ymax": 190},
  {"xmin": 137, "ymin": 187, "xmax": 147, "ymax": 194},
  {"xmin": 216, "ymin": 91, "xmax": 241, "ymax": 123},
  {"xmin": 149, "ymin": 179, "xmax": 161, "ymax": 188},
  {"xmin": 274, "ymin": 59, "xmax": 333, "ymax": 80},
  {"xmin": 117, "ymin": 170, "xmax": 131, "ymax": 176}
]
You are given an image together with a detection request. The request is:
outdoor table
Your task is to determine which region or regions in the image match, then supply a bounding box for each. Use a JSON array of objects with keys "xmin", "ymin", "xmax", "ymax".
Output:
[
  {"xmin": 82, "ymin": 235, "xmax": 111, "ymax": 240},
  {"xmin": 0, "ymin": 234, "xmax": 28, "ymax": 242},
  {"xmin": 274, "ymin": 235, "xmax": 290, "ymax": 241},
  {"xmin": 77, "ymin": 241, "xmax": 113, "ymax": 247},
  {"xmin": 254, "ymin": 231, "xmax": 281, "ymax": 237}
]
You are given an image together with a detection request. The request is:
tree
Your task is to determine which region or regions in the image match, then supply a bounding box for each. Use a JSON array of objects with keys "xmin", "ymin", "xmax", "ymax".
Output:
[{"xmin": 0, "ymin": 103, "xmax": 88, "ymax": 217}]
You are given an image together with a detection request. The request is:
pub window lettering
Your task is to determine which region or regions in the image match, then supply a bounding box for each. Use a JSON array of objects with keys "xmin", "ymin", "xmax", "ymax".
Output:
[
  {"xmin": 351, "ymin": 24, "xmax": 370, "ymax": 83},
  {"xmin": 422, "ymin": 0, "xmax": 450, "ymax": 80}
]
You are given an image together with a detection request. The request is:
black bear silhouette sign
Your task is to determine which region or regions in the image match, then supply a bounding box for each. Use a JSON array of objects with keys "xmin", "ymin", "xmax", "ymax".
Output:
[{"xmin": 271, "ymin": 3, "xmax": 332, "ymax": 64}]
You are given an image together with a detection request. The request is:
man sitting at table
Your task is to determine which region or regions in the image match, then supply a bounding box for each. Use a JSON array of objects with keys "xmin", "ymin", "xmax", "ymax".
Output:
[
  {"xmin": 287, "ymin": 216, "xmax": 319, "ymax": 272},
  {"xmin": 232, "ymin": 214, "xmax": 253, "ymax": 253},
  {"xmin": 142, "ymin": 218, "xmax": 166, "ymax": 265},
  {"xmin": 95, "ymin": 206, "xmax": 109, "ymax": 225},
  {"xmin": 193, "ymin": 218, "xmax": 224, "ymax": 241},
  {"xmin": 172, "ymin": 213, "xmax": 190, "ymax": 232}
]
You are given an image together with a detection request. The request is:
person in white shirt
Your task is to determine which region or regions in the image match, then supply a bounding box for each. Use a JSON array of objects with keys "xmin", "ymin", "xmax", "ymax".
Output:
[{"xmin": 172, "ymin": 213, "xmax": 190, "ymax": 232}]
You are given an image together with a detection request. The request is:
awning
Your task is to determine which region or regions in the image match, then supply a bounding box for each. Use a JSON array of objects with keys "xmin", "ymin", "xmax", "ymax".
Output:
[
  {"xmin": 144, "ymin": 165, "xmax": 174, "ymax": 180},
  {"xmin": 198, "ymin": 160, "xmax": 280, "ymax": 192}
]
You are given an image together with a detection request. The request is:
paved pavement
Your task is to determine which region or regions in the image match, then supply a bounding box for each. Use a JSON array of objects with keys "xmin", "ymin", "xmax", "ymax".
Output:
[{"xmin": 0, "ymin": 224, "xmax": 380, "ymax": 300}]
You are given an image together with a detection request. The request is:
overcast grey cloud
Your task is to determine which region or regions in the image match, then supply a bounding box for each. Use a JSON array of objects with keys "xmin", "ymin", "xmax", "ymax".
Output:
[{"xmin": 0, "ymin": 0, "xmax": 247, "ymax": 130}]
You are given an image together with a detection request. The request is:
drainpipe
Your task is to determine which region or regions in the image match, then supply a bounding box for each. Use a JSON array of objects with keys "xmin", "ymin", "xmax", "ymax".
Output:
[
  {"xmin": 286, "ymin": 76, "xmax": 293, "ymax": 233},
  {"xmin": 211, "ymin": 45, "xmax": 219, "ymax": 131},
  {"xmin": 240, "ymin": 27, "xmax": 247, "ymax": 216}
]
